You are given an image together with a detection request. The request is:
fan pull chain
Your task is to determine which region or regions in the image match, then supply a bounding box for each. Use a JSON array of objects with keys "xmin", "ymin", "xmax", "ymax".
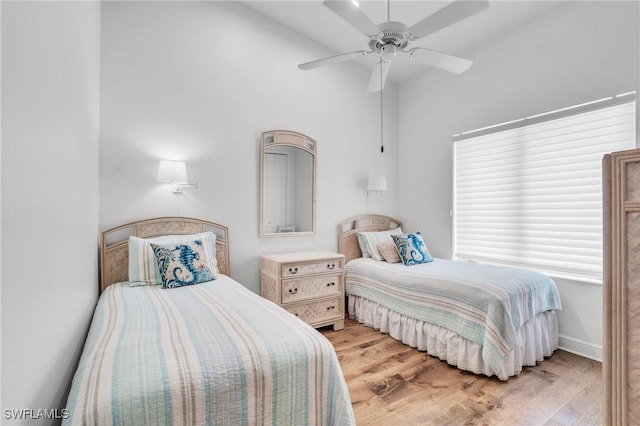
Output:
[{"xmin": 380, "ymin": 60, "xmax": 384, "ymax": 153}]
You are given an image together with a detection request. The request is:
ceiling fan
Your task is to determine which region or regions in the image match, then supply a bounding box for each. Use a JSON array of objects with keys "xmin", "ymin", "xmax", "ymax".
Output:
[{"xmin": 298, "ymin": 0, "xmax": 490, "ymax": 92}]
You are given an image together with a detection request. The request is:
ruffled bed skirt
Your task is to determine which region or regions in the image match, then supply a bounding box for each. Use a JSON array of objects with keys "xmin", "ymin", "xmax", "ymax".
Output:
[{"xmin": 348, "ymin": 295, "xmax": 559, "ymax": 380}]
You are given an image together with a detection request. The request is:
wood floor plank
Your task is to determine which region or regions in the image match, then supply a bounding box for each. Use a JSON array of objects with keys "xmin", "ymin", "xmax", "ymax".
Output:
[
  {"xmin": 544, "ymin": 375, "xmax": 604, "ymax": 426},
  {"xmin": 321, "ymin": 318, "xmax": 603, "ymax": 426}
]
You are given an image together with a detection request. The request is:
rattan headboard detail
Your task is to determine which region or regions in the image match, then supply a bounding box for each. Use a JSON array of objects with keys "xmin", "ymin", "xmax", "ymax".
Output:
[
  {"xmin": 100, "ymin": 217, "xmax": 230, "ymax": 292},
  {"xmin": 337, "ymin": 214, "xmax": 403, "ymax": 264}
]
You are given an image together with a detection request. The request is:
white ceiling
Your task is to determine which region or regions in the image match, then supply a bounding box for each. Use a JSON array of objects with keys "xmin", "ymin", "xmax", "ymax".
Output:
[{"xmin": 244, "ymin": 1, "xmax": 568, "ymax": 85}]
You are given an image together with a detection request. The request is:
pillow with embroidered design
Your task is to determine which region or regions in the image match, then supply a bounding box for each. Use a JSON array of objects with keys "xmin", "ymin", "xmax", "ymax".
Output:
[
  {"xmin": 128, "ymin": 232, "xmax": 217, "ymax": 286},
  {"xmin": 150, "ymin": 238, "xmax": 218, "ymax": 288},
  {"xmin": 391, "ymin": 231, "xmax": 434, "ymax": 266}
]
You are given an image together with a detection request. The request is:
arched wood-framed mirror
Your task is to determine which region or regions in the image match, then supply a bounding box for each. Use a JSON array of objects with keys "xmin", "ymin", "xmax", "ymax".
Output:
[{"xmin": 260, "ymin": 130, "xmax": 316, "ymax": 237}]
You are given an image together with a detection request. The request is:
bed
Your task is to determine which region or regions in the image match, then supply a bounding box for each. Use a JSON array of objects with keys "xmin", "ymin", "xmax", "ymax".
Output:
[
  {"xmin": 338, "ymin": 214, "xmax": 562, "ymax": 380},
  {"xmin": 64, "ymin": 217, "xmax": 354, "ymax": 425}
]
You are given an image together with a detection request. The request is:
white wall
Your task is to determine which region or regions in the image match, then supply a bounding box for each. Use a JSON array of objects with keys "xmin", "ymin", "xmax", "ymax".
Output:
[
  {"xmin": 4, "ymin": 4, "xmax": 627, "ymax": 420},
  {"xmin": 99, "ymin": 1, "xmax": 399, "ymax": 293},
  {"xmin": 398, "ymin": 1, "xmax": 640, "ymax": 358},
  {"xmin": 1, "ymin": 1, "xmax": 101, "ymax": 424}
]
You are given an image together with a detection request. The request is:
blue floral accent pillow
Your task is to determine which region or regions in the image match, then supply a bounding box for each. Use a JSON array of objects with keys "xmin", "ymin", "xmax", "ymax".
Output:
[
  {"xmin": 391, "ymin": 231, "xmax": 434, "ymax": 266},
  {"xmin": 150, "ymin": 239, "xmax": 218, "ymax": 288}
]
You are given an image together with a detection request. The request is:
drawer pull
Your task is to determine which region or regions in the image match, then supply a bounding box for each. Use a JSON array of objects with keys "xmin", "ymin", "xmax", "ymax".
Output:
[
  {"xmin": 288, "ymin": 288, "xmax": 298, "ymax": 294},
  {"xmin": 326, "ymin": 305, "xmax": 336, "ymax": 311},
  {"xmin": 288, "ymin": 267, "xmax": 299, "ymax": 275},
  {"xmin": 326, "ymin": 263, "xmax": 336, "ymax": 270},
  {"xmin": 326, "ymin": 282, "xmax": 336, "ymax": 287}
]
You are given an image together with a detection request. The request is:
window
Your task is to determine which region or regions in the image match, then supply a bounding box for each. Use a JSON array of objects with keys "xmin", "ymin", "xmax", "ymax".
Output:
[{"xmin": 453, "ymin": 93, "xmax": 636, "ymax": 282}]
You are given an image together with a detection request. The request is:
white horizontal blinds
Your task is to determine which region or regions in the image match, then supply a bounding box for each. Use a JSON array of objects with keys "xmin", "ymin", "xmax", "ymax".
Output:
[{"xmin": 454, "ymin": 95, "xmax": 635, "ymax": 281}]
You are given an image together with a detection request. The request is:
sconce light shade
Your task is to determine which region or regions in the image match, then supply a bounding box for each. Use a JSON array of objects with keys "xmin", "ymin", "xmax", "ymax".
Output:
[
  {"xmin": 157, "ymin": 160, "xmax": 197, "ymax": 194},
  {"xmin": 367, "ymin": 175, "xmax": 387, "ymax": 192},
  {"xmin": 366, "ymin": 175, "xmax": 387, "ymax": 197},
  {"xmin": 157, "ymin": 160, "xmax": 188, "ymax": 183}
]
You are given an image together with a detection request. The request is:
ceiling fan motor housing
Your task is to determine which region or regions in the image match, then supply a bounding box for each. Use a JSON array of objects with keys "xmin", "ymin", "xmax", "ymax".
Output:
[{"xmin": 369, "ymin": 21, "xmax": 409, "ymax": 52}]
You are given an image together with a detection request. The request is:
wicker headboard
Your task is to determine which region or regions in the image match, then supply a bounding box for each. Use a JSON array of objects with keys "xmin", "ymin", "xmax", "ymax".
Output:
[
  {"xmin": 337, "ymin": 214, "xmax": 403, "ymax": 264},
  {"xmin": 100, "ymin": 217, "xmax": 230, "ymax": 292}
]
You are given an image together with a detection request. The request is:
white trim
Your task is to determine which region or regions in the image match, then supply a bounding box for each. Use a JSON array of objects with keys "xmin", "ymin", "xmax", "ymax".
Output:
[{"xmin": 558, "ymin": 334, "xmax": 602, "ymax": 362}]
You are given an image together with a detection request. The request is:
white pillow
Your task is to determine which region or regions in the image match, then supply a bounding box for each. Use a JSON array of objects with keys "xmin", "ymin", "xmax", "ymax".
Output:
[
  {"xmin": 356, "ymin": 228, "xmax": 403, "ymax": 261},
  {"xmin": 356, "ymin": 233, "xmax": 371, "ymax": 258},
  {"xmin": 128, "ymin": 232, "xmax": 217, "ymax": 286}
]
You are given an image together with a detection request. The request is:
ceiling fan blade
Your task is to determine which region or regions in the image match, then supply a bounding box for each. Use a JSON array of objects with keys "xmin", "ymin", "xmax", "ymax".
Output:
[
  {"xmin": 367, "ymin": 60, "xmax": 392, "ymax": 92},
  {"xmin": 408, "ymin": 0, "xmax": 489, "ymax": 40},
  {"xmin": 298, "ymin": 50, "xmax": 372, "ymax": 70},
  {"xmin": 406, "ymin": 48, "xmax": 472, "ymax": 74},
  {"xmin": 323, "ymin": 0, "xmax": 380, "ymax": 37}
]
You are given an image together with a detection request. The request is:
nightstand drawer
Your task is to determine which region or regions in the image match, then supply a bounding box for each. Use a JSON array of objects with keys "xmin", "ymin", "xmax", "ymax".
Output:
[
  {"xmin": 281, "ymin": 274, "xmax": 342, "ymax": 303},
  {"xmin": 286, "ymin": 297, "xmax": 343, "ymax": 324},
  {"xmin": 281, "ymin": 259, "xmax": 342, "ymax": 277}
]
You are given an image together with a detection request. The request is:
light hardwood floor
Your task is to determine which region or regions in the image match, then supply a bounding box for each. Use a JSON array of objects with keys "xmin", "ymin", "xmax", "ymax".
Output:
[{"xmin": 320, "ymin": 318, "xmax": 602, "ymax": 426}]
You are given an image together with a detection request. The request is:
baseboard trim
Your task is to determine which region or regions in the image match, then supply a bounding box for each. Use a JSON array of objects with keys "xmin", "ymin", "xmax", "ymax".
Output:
[{"xmin": 558, "ymin": 334, "xmax": 602, "ymax": 362}]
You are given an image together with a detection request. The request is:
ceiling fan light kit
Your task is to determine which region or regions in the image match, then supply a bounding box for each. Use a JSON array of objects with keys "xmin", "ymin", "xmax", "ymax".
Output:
[{"xmin": 298, "ymin": 0, "xmax": 490, "ymax": 91}]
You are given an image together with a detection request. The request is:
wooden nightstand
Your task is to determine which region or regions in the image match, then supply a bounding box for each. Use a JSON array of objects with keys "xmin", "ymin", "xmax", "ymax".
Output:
[{"xmin": 261, "ymin": 251, "xmax": 345, "ymax": 331}]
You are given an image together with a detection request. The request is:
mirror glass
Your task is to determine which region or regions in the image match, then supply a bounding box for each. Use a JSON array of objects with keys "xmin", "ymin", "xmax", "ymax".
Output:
[{"xmin": 260, "ymin": 131, "xmax": 316, "ymax": 237}]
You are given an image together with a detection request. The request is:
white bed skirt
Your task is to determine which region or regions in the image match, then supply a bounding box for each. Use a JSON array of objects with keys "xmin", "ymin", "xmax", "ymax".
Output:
[{"xmin": 348, "ymin": 295, "xmax": 559, "ymax": 380}]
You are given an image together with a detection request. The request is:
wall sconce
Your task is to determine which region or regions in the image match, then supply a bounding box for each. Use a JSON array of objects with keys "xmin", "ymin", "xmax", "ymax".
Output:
[
  {"xmin": 156, "ymin": 160, "xmax": 198, "ymax": 194},
  {"xmin": 365, "ymin": 175, "xmax": 387, "ymax": 198}
]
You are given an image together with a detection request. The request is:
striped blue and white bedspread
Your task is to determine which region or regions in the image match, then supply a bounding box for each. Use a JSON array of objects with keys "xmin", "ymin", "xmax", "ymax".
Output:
[
  {"xmin": 64, "ymin": 275, "xmax": 354, "ymax": 425},
  {"xmin": 345, "ymin": 258, "xmax": 562, "ymax": 375}
]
